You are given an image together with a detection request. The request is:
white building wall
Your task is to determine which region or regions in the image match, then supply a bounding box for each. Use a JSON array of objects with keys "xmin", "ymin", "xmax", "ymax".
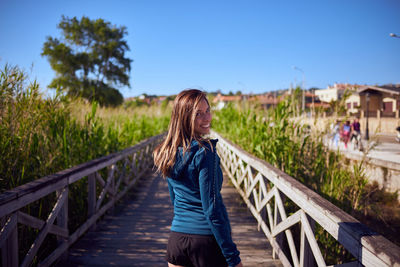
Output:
[
  {"xmin": 315, "ymin": 88, "xmax": 339, "ymax": 102},
  {"xmin": 345, "ymin": 94, "xmax": 360, "ymax": 113}
]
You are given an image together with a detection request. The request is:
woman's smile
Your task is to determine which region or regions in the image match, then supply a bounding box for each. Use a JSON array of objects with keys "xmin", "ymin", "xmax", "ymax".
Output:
[{"xmin": 194, "ymin": 99, "xmax": 212, "ymax": 135}]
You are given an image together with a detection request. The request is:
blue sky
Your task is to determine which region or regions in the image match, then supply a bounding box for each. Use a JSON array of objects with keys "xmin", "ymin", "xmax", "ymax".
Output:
[{"xmin": 0, "ymin": 0, "xmax": 399, "ymax": 97}]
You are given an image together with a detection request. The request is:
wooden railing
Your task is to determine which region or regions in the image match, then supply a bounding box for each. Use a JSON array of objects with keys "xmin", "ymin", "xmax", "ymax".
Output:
[
  {"xmin": 211, "ymin": 130, "xmax": 400, "ymax": 267},
  {"xmin": 0, "ymin": 133, "xmax": 163, "ymax": 267}
]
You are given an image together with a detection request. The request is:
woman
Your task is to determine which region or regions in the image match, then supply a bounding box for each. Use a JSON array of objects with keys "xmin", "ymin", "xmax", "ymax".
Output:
[
  {"xmin": 341, "ymin": 120, "xmax": 351, "ymax": 149},
  {"xmin": 153, "ymin": 89, "xmax": 242, "ymax": 267}
]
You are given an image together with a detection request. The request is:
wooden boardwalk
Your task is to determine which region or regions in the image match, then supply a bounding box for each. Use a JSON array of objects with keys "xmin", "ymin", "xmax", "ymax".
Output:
[{"xmin": 59, "ymin": 170, "xmax": 282, "ymax": 266}]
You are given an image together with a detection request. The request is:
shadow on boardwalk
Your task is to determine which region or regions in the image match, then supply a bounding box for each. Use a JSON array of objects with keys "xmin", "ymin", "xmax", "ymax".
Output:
[{"xmin": 60, "ymin": 170, "xmax": 282, "ymax": 266}]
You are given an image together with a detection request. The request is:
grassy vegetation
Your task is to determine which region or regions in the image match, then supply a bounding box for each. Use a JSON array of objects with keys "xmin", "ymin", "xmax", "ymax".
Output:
[
  {"xmin": 212, "ymin": 97, "xmax": 399, "ymax": 263},
  {"xmin": 0, "ymin": 65, "xmax": 170, "ymax": 192},
  {"xmin": 0, "ymin": 64, "xmax": 170, "ymax": 264}
]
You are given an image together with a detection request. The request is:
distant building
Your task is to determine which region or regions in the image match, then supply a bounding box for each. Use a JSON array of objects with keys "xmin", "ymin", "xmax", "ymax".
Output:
[
  {"xmin": 213, "ymin": 93, "xmax": 244, "ymax": 109},
  {"xmin": 358, "ymin": 84, "xmax": 400, "ymax": 117},
  {"xmin": 345, "ymin": 93, "xmax": 361, "ymax": 114},
  {"xmin": 315, "ymin": 83, "xmax": 360, "ymax": 103},
  {"xmin": 304, "ymin": 92, "xmax": 330, "ymax": 109},
  {"xmin": 213, "ymin": 92, "xmax": 283, "ymax": 110},
  {"xmin": 124, "ymin": 94, "xmax": 159, "ymax": 105},
  {"xmin": 213, "ymin": 93, "xmax": 243, "ymax": 103},
  {"xmin": 249, "ymin": 93, "xmax": 279, "ymax": 109}
]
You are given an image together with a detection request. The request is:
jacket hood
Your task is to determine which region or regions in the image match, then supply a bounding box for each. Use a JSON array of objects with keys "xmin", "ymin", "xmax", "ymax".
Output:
[{"xmin": 169, "ymin": 139, "xmax": 218, "ymax": 180}]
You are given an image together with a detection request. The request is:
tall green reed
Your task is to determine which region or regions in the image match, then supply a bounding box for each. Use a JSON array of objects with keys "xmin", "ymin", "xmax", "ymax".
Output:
[
  {"xmin": 0, "ymin": 65, "xmax": 170, "ymax": 264},
  {"xmin": 0, "ymin": 65, "xmax": 170, "ymax": 192},
  {"xmin": 212, "ymin": 97, "xmax": 398, "ymax": 263}
]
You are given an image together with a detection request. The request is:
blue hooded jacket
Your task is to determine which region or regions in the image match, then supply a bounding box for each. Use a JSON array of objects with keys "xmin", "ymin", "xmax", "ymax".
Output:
[{"xmin": 167, "ymin": 139, "xmax": 241, "ymax": 266}]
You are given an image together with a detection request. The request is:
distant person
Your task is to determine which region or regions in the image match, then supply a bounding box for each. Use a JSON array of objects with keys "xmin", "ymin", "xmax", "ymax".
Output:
[
  {"xmin": 331, "ymin": 120, "xmax": 341, "ymax": 148},
  {"xmin": 350, "ymin": 118, "xmax": 361, "ymax": 149},
  {"xmin": 153, "ymin": 89, "xmax": 243, "ymax": 267},
  {"xmin": 341, "ymin": 121, "xmax": 351, "ymax": 149}
]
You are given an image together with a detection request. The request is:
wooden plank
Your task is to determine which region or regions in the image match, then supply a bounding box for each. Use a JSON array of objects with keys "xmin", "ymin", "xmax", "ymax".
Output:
[
  {"xmin": 95, "ymin": 171, "xmax": 106, "ymax": 187},
  {"xmin": 275, "ymin": 190, "xmax": 299, "ymax": 267},
  {"xmin": 0, "ymin": 213, "xmax": 17, "ymax": 248},
  {"xmin": 300, "ymin": 215, "xmax": 306, "ymax": 267},
  {"xmin": 301, "ymin": 213, "xmax": 317, "ymax": 267},
  {"xmin": 88, "ymin": 173, "xmax": 96, "ymax": 231},
  {"xmin": 0, "ymin": 177, "xmax": 68, "ymax": 218},
  {"xmin": 96, "ymin": 166, "xmax": 116, "ymax": 211},
  {"xmin": 56, "ymin": 187, "xmax": 69, "ymax": 261},
  {"xmin": 17, "ymin": 211, "xmax": 68, "ymax": 238},
  {"xmin": 114, "ymin": 161, "xmax": 125, "ymax": 191},
  {"xmin": 266, "ymin": 203, "xmax": 274, "ymax": 237},
  {"xmin": 0, "ymin": 212, "xmax": 18, "ymax": 267},
  {"xmin": 258, "ymin": 186, "xmax": 276, "ymax": 213},
  {"xmin": 271, "ymin": 210, "xmax": 301, "ymax": 238},
  {"xmin": 301, "ymin": 211, "xmax": 326, "ymax": 267},
  {"xmin": 246, "ymin": 172, "xmax": 262, "ymax": 199}
]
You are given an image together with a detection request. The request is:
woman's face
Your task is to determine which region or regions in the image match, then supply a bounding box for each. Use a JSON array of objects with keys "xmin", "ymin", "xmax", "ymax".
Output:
[{"xmin": 194, "ymin": 99, "xmax": 212, "ymax": 136}]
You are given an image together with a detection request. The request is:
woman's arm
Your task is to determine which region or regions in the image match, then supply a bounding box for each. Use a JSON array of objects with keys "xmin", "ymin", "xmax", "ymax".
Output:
[
  {"xmin": 167, "ymin": 178, "xmax": 176, "ymax": 205},
  {"xmin": 196, "ymin": 148, "xmax": 241, "ymax": 267}
]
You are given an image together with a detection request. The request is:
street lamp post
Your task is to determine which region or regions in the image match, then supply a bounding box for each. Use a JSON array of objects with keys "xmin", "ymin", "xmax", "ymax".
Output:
[
  {"xmin": 293, "ymin": 66, "xmax": 305, "ymax": 114},
  {"xmin": 365, "ymin": 92, "xmax": 370, "ymax": 140}
]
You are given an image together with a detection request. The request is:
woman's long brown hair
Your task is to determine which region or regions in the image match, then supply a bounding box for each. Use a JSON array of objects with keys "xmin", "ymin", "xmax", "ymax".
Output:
[{"xmin": 153, "ymin": 89, "xmax": 210, "ymax": 178}]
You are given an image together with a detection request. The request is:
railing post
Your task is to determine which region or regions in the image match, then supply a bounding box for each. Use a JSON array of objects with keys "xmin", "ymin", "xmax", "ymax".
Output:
[
  {"xmin": 56, "ymin": 187, "xmax": 69, "ymax": 261},
  {"xmin": 1, "ymin": 213, "xmax": 19, "ymax": 267},
  {"xmin": 301, "ymin": 213, "xmax": 317, "ymax": 267},
  {"xmin": 111, "ymin": 166, "xmax": 116, "ymax": 215},
  {"xmin": 273, "ymin": 191, "xmax": 286, "ymax": 259},
  {"xmin": 88, "ymin": 173, "xmax": 96, "ymax": 231}
]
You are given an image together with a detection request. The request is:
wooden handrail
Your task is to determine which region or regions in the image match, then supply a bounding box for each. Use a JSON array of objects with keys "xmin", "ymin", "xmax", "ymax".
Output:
[
  {"xmin": 0, "ymin": 133, "xmax": 164, "ymax": 267},
  {"xmin": 211, "ymin": 130, "xmax": 400, "ymax": 267}
]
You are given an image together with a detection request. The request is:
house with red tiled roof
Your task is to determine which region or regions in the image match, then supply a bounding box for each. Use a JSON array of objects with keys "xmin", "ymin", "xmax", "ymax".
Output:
[
  {"xmin": 212, "ymin": 93, "xmax": 243, "ymax": 103},
  {"xmin": 213, "ymin": 93, "xmax": 245, "ymax": 109},
  {"xmin": 249, "ymin": 93, "xmax": 279, "ymax": 109},
  {"xmin": 358, "ymin": 84, "xmax": 400, "ymax": 118}
]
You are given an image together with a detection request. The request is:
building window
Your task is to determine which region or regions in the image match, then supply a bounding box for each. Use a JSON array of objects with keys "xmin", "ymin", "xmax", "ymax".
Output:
[
  {"xmin": 383, "ymin": 101, "xmax": 393, "ymax": 113},
  {"xmin": 347, "ymin": 103, "xmax": 351, "ymax": 109}
]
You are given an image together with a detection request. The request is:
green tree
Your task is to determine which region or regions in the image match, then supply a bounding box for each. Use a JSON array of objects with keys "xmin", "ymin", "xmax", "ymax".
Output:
[{"xmin": 42, "ymin": 16, "xmax": 132, "ymax": 106}]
